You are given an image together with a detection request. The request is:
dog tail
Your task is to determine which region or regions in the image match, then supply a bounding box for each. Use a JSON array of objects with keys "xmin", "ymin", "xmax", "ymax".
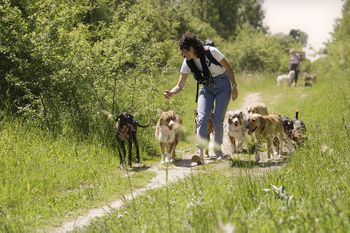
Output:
[
  {"xmin": 134, "ymin": 121, "xmax": 150, "ymax": 128},
  {"xmin": 295, "ymin": 110, "xmax": 299, "ymax": 120}
]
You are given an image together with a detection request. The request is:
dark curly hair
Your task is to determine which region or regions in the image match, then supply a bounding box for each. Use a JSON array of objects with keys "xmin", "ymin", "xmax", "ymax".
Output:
[{"xmin": 179, "ymin": 32, "xmax": 204, "ymax": 57}]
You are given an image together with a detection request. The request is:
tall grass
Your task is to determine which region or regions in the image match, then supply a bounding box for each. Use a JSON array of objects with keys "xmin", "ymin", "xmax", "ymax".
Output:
[
  {"xmin": 0, "ymin": 122, "xmax": 155, "ymax": 232},
  {"xmin": 77, "ymin": 67, "xmax": 350, "ymax": 232}
]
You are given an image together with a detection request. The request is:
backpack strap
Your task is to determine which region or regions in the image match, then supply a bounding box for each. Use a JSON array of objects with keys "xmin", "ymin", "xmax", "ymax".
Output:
[{"xmin": 204, "ymin": 48, "xmax": 222, "ymax": 67}]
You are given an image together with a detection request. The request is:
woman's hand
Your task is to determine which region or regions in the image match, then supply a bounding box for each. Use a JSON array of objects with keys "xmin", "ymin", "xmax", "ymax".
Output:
[
  {"xmin": 231, "ymin": 86, "xmax": 238, "ymax": 101},
  {"xmin": 163, "ymin": 90, "xmax": 173, "ymax": 99}
]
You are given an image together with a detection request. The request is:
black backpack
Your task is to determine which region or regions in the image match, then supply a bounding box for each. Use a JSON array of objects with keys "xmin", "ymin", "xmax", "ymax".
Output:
[{"xmin": 186, "ymin": 47, "xmax": 222, "ymax": 102}]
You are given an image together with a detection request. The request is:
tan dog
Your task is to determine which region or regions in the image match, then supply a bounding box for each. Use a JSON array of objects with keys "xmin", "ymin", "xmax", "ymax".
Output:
[
  {"xmin": 247, "ymin": 114, "xmax": 285, "ymax": 162},
  {"xmin": 247, "ymin": 103, "xmax": 269, "ymax": 115},
  {"xmin": 155, "ymin": 111, "xmax": 182, "ymax": 163}
]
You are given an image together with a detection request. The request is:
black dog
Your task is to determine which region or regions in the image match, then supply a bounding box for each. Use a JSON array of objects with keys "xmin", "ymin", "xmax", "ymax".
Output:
[{"xmin": 115, "ymin": 112, "xmax": 149, "ymax": 168}]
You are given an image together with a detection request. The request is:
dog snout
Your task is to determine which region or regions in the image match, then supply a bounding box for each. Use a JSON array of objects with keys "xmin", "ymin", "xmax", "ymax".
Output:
[{"xmin": 168, "ymin": 120, "xmax": 175, "ymax": 129}]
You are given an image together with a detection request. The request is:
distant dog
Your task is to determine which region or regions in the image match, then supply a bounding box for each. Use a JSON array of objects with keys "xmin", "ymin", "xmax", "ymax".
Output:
[
  {"xmin": 155, "ymin": 111, "xmax": 182, "ymax": 163},
  {"xmin": 115, "ymin": 112, "xmax": 150, "ymax": 168},
  {"xmin": 247, "ymin": 114, "xmax": 285, "ymax": 162},
  {"xmin": 227, "ymin": 110, "xmax": 246, "ymax": 153},
  {"xmin": 277, "ymin": 70, "xmax": 295, "ymax": 87},
  {"xmin": 303, "ymin": 72, "xmax": 317, "ymax": 86},
  {"xmin": 194, "ymin": 109, "xmax": 214, "ymax": 157},
  {"xmin": 247, "ymin": 103, "xmax": 269, "ymax": 115}
]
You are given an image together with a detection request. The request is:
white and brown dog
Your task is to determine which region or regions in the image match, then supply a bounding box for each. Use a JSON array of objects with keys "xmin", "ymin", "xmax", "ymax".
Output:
[
  {"xmin": 247, "ymin": 114, "xmax": 285, "ymax": 162},
  {"xmin": 247, "ymin": 103, "xmax": 269, "ymax": 115},
  {"xmin": 227, "ymin": 110, "xmax": 246, "ymax": 153},
  {"xmin": 155, "ymin": 111, "xmax": 182, "ymax": 164},
  {"xmin": 277, "ymin": 70, "xmax": 295, "ymax": 87}
]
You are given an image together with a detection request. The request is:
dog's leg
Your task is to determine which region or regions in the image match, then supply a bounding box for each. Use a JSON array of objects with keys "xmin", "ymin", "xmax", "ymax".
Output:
[
  {"xmin": 266, "ymin": 137, "xmax": 273, "ymax": 159},
  {"xmin": 132, "ymin": 133, "xmax": 140, "ymax": 163},
  {"xmin": 127, "ymin": 138, "xmax": 132, "ymax": 168},
  {"xmin": 169, "ymin": 142, "xmax": 175, "ymax": 163},
  {"xmin": 255, "ymin": 137, "xmax": 261, "ymax": 162},
  {"xmin": 237, "ymin": 137, "xmax": 244, "ymax": 153},
  {"xmin": 278, "ymin": 133, "xmax": 284, "ymax": 157},
  {"xmin": 229, "ymin": 136, "xmax": 236, "ymax": 153},
  {"xmin": 159, "ymin": 142, "xmax": 166, "ymax": 163},
  {"xmin": 118, "ymin": 140, "xmax": 126, "ymax": 168}
]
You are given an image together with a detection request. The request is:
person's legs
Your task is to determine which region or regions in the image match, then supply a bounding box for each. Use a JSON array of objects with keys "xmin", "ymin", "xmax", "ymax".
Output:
[
  {"xmin": 294, "ymin": 69, "xmax": 300, "ymax": 86},
  {"xmin": 212, "ymin": 74, "xmax": 231, "ymax": 158},
  {"xmin": 197, "ymin": 86, "xmax": 215, "ymax": 156},
  {"xmin": 290, "ymin": 64, "xmax": 298, "ymax": 86}
]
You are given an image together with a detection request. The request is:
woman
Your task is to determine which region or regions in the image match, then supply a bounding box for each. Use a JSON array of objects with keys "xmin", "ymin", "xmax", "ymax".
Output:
[
  {"xmin": 288, "ymin": 49, "xmax": 301, "ymax": 86},
  {"xmin": 164, "ymin": 32, "xmax": 238, "ymax": 164}
]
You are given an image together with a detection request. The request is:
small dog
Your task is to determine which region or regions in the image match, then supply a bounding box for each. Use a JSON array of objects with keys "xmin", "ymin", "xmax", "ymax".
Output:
[
  {"xmin": 155, "ymin": 111, "xmax": 182, "ymax": 163},
  {"xmin": 115, "ymin": 112, "xmax": 150, "ymax": 168},
  {"xmin": 247, "ymin": 114, "xmax": 285, "ymax": 162},
  {"xmin": 291, "ymin": 111, "xmax": 307, "ymax": 144},
  {"xmin": 194, "ymin": 109, "xmax": 214, "ymax": 157},
  {"xmin": 277, "ymin": 70, "xmax": 295, "ymax": 87},
  {"xmin": 227, "ymin": 110, "xmax": 246, "ymax": 153},
  {"xmin": 303, "ymin": 72, "xmax": 317, "ymax": 86},
  {"xmin": 247, "ymin": 103, "xmax": 269, "ymax": 115},
  {"xmin": 279, "ymin": 111, "xmax": 307, "ymax": 143}
]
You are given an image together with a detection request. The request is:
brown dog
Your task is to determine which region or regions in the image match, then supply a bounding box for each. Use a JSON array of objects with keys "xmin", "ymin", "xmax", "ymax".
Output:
[
  {"xmin": 194, "ymin": 109, "xmax": 214, "ymax": 157},
  {"xmin": 155, "ymin": 111, "xmax": 182, "ymax": 163},
  {"xmin": 247, "ymin": 103, "xmax": 269, "ymax": 115},
  {"xmin": 115, "ymin": 112, "xmax": 150, "ymax": 168},
  {"xmin": 303, "ymin": 72, "xmax": 317, "ymax": 86},
  {"xmin": 247, "ymin": 113, "xmax": 285, "ymax": 162}
]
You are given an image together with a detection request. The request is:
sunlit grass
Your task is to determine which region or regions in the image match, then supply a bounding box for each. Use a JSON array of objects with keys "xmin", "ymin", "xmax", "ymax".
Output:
[
  {"xmin": 77, "ymin": 67, "xmax": 350, "ymax": 232},
  {"xmin": 0, "ymin": 123, "xmax": 155, "ymax": 232}
]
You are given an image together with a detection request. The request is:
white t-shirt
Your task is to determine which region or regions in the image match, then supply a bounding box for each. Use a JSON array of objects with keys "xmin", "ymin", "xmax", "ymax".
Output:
[{"xmin": 180, "ymin": 46, "xmax": 226, "ymax": 77}]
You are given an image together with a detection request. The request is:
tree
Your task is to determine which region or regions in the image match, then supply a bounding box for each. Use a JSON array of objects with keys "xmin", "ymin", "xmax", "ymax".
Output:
[{"xmin": 289, "ymin": 29, "xmax": 308, "ymax": 47}]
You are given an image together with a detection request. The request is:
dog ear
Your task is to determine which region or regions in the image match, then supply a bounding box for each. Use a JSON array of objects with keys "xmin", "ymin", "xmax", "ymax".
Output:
[
  {"xmin": 156, "ymin": 109, "xmax": 164, "ymax": 117},
  {"xmin": 116, "ymin": 113, "xmax": 124, "ymax": 122}
]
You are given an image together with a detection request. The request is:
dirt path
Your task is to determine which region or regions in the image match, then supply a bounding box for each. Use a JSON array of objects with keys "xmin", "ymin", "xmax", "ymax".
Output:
[{"xmin": 51, "ymin": 92, "xmax": 271, "ymax": 233}]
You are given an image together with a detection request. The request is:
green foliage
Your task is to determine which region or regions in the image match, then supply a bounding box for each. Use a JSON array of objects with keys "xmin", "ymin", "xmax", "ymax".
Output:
[
  {"xmin": 186, "ymin": 0, "xmax": 266, "ymax": 39},
  {"xmin": 323, "ymin": 0, "xmax": 350, "ymax": 69},
  {"xmin": 224, "ymin": 24, "xmax": 298, "ymax": 72}
]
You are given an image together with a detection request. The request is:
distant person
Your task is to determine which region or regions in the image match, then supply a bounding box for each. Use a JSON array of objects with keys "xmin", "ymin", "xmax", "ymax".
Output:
[{"xmin": 288, "ymin": 49, "xmax": 301, "ymax": 86}]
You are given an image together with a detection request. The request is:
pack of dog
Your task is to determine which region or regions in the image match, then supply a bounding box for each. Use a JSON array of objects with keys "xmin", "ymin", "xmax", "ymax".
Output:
[
  {"xmin": 155, "ymin": 110, "xmax": 183, "ymax": 164},
  {"xmin": 115, "ymin": 112, "xmax": 150, "ymax": 168}
]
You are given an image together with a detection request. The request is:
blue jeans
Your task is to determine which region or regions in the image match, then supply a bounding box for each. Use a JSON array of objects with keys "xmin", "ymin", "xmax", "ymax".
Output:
[{"xmin": 197, "ymin": 72, "xmax": 231, "ymax": 155}]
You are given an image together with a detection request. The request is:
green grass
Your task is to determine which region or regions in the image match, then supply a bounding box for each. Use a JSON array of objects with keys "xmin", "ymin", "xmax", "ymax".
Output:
[
  {"xmin": 75, "ymin": 68, "xmax": 350, "ymax": 232},
  {"xmin": 0, "ymin": 122, "xmax": 155, "ymax": 232}
]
